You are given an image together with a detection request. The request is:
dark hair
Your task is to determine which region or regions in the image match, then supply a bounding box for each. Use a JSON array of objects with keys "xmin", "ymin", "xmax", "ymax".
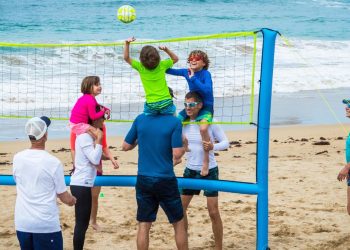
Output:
[
  {"xmin": 81, "ymin": 76, "xmax": 100, "ymax": 94},
  {"xmin": 168, "ymin": 87, "xmax": 176, "ymax": 99},
  {"xmin": 88, "ymin": 105, "xmax": 105, "ymax": 125},
  {"xmin": 187, "ymin": 50, "xmax": 210, "ymax": 70},
  {"xmin": 28, "ymin": 135, "xmax": 36, "ymax": 141},
  {"xmin": 185, "ymin": 91, "xmax": 203, "ymax": 103},
  {"xmin": 140, "ymin": 46, "xmax": 160, "ymax": 70}
]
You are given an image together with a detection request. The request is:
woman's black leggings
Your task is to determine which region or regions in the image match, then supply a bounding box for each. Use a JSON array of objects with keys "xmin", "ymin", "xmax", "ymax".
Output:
[{"xmin": 70, "ymin": 185, "xmax": 92, "ymax": 250}]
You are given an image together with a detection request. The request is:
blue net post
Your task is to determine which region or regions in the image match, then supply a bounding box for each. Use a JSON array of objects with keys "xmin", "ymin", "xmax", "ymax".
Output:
[{"xmin": 256, "ymin": 28, "xmax": 278, "ymax": 250}]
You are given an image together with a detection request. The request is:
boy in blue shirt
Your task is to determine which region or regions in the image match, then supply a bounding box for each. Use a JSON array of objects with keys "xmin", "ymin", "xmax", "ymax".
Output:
[{"xmin": 167, "ymin": 50, "xmax": 213, "ymax": 176}]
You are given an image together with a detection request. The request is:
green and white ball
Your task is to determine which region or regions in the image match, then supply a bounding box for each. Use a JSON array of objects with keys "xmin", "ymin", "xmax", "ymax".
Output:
[{"xmin": 117, "ymin": 5, "xmax": 136, "ymax": 24}]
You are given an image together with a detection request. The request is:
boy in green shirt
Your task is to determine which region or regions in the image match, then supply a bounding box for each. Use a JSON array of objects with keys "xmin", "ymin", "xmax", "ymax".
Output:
[{"xmin": 124, "ymin": 37, "xmax": 179, "ymax": 115}]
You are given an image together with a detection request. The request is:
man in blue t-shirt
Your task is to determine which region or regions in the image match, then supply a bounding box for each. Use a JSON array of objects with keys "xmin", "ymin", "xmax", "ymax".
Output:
[{"xmin": 122, "ymin": 114, "xmax": 188, "ymax": 250}]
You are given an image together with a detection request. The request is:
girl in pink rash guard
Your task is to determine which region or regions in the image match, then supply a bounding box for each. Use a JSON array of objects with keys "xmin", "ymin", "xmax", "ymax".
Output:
[{"xmin": 70, "ymin": 76, "xmax": 110, "ymax": 135}]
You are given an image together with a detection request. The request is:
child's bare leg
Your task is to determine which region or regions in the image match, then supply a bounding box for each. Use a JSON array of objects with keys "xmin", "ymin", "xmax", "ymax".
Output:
[{"xmin": 200, "ymin": 121, "xmax": 210, "ymax": 176}]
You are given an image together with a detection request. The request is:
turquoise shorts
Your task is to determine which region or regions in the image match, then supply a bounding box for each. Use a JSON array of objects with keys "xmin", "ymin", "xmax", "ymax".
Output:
[
  {"xmin": 144, "ymin": 99, "xmax": 176, "ymax": 115},
  {"xmin": 178, "ymin": 105, "xmax": 214, "ymax": 122}
]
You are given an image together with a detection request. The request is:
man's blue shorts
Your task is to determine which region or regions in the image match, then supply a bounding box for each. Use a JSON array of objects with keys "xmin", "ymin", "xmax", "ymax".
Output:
[
  {"xmin": 181, "ymin": 167, "xmax": 219, "ymax": 197},
  {"xmin": 136, "ymin": 175, "xmax": 184, "ymax": 224},
  {"xmin": 16, "ymin": 231, "xmax": 63, "ymax": 250}
]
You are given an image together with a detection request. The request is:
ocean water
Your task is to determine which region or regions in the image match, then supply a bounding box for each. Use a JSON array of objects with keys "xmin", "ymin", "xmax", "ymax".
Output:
[
  {"xmin": 1, "ymin": 0, "xmax": 350, "ymax": 140},
  {"xmin": 0, "ymin": 0, "xmax": 349, "ymax": 92},
  {"xmin": 1, "ymin": 0, "xmax": 350, "ymax": 41}
]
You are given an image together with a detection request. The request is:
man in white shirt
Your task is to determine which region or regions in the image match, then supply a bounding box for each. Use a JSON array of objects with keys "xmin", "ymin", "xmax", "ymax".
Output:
[
  {"xmin": 13, "ymin": 116, "xmax": 76, "ymax": 250},
  {"xmin": 181, "ymin": 91, "xmax": 229, "ymax": 250}
]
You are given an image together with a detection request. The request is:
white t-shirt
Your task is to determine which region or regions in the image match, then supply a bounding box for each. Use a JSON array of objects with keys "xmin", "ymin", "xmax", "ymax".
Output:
[
  {"xmin": 70, "ymin": 133, "xmax": 102, "ymax": 187},
  {"xmin": 13, "ymin": 149, "xmax": 67, "ymax": 233},
  {"xmin": 183, "ymin": 121, "xmax": 229, "ymax": 171}
]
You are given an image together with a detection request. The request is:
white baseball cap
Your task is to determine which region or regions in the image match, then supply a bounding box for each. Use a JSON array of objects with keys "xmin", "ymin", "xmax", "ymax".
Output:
[{"xmin": 25, "ymin": 116, "xmax": 51, "ymax": 140}]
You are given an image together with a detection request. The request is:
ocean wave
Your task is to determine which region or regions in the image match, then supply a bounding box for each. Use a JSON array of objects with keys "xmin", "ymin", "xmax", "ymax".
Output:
[{"xmin": 0, "ymin": 38, "xmax": 349, "ymax": 114}]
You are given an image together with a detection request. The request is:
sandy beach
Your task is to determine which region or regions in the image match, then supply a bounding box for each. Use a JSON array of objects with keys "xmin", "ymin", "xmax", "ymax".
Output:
[{"xmin": 0, "ymin": 124, "xmax": 349, "ymax": 249}]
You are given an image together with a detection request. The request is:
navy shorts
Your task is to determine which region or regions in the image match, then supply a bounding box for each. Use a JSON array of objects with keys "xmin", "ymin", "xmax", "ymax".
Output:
[
  {"xmin": 16, "ymin": 231, "xmax": 63, "ymax": 250},
  {"xmin": 136, "ymin": 175, "xmax": 184, "ymax": 224},
  {"xmin": 181, "ymin": 167, "xmax": 219, "ymax": 197}
]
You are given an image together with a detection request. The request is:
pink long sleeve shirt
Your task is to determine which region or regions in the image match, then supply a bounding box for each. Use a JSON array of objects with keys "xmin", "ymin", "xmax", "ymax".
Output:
[{"xmin": 70, "ymin": 94, "xmax": 105, "ymax": 124}]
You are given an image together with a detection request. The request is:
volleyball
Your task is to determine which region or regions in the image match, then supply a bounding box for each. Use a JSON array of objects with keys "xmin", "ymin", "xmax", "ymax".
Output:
[{"xmin": 117, "ymin": 5, "xmax": 136, "ymax": 24}]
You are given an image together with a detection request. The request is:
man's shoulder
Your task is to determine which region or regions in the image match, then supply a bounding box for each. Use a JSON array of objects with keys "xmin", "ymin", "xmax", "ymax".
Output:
[
  {"xmin": 136, "ymin": 114, "xmax": 181, "ymax": 125},
  {"xmin": 76, "ymin": 133, "xmax": 94, "ymax": 144},
  {"xmin": 14, "ymin": 149, "xmax": 61, "ymax": 165}
]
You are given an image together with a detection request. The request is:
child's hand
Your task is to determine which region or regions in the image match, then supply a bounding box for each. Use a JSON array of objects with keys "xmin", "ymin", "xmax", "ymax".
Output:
[
  {"xmin": 111, "ymin": 158, "xmax": 120, "ymax": 169},
  {"xmin": 159, "ymin": 46, "xmax": 168, "ymax": 51},
  {"xmin": 125, "ymin": 37, "xmax": 136, "ymax": 44},
  {"xmin": 104, "ymin": 109, "xmax": 111, "ymax": 120},
  {"xmin": 188, "ymin": 68, "xmax": 194, "ymax": 78},
  {"xmin": 337, "ymin": 164, "xmax": 350, "ymax": 181},
  {"xmin": 202, "ymin": 140, "xmax": 214, "ymax": 151}
]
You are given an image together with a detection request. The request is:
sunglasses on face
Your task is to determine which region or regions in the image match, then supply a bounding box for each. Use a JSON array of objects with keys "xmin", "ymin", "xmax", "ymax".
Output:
[
  {"xmin": 184, "ymin": 102, "xmax": 199, "ymax": 108},
  {"xmin": 188, "ymin": 55, "xmax": 203, "ymax": 62}
]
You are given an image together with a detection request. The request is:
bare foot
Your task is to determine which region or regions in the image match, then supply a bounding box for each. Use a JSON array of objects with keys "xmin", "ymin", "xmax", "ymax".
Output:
[{"xmin": 91, "ymin": 223, "xmax": 101, "ymax": 231}]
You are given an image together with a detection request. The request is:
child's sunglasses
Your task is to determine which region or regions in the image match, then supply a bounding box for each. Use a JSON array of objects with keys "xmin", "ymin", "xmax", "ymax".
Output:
[
  {"xmin": 184, "ymin": 102, "xmax": 199, "ymax": 108},
  {"xmin": 188, "ymin": 55, "xmax": 203, "ymax": 62}
]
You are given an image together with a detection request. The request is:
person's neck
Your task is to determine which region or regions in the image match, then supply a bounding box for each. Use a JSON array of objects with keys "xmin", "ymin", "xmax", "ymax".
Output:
[
  {"xmin": 30, "ymin": 143, "xmax": 45, "ymax": 150},
  {"xmin": 193, "ymin": 68, "xmax": 203, "ymax": 73}
]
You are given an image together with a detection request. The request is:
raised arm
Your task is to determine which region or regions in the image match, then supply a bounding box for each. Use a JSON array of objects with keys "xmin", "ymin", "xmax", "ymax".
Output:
[
  {"xmin": 124, "ymin": 37, "xmax": 136, "ymax": 65},
  {"xmin": 159, "ymin": 46, "xmax": 178, "ymax": 64}
]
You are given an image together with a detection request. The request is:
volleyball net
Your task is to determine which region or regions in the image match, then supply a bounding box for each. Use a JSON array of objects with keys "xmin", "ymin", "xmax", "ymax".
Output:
[{"xmin": 0, "ymin": 31, "xmax": 259, "ymax": 124}]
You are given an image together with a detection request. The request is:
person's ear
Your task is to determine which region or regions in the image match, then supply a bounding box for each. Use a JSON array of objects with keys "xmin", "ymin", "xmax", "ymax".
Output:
[
  {"xmin": 42, "ymin": 132, "xmax": 48, "ymax": 141},
  {"xmin": 198, "ymin": 102, "xmax": 203, "ymax": 109}
]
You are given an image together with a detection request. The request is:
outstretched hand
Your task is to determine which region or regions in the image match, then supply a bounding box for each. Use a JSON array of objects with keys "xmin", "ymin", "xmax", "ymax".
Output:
[
  {"xmin": 159, "ymin": 46, "xmax": 168, "ymax": 51},
  {"xmin": 125, "ymin": 37, "xmax": 136, "ymax": 43}
]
